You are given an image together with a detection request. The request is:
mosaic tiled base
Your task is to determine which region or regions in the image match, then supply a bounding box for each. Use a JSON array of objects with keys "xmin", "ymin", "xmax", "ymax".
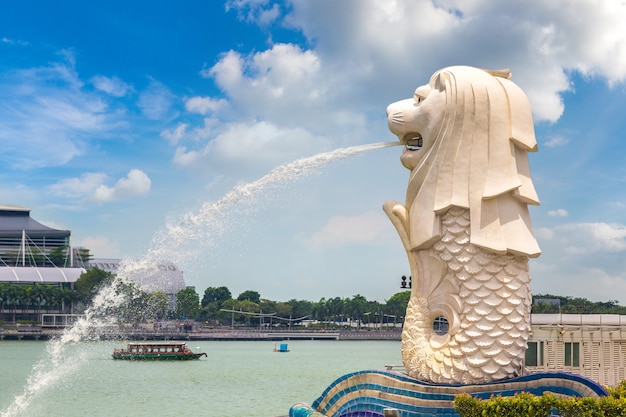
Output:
[{"xmin": 289, "ymin": 370, "xmax": 608, "ymax": 417}]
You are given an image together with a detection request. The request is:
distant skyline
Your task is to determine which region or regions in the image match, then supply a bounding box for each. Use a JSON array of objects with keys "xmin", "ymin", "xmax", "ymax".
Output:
[{"xmin": 1, "ymin": 1, "xmax": 626, "ymax": 303}]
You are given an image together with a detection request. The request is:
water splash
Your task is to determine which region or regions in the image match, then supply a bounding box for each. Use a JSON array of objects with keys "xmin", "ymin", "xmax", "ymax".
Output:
[
  {"xmin": 1, "ymin": 281, "xmax": 128, "ymax": 417},
  {"xmin": 146, "ymin": 141, "xmax": 402, "ymax": 266},
  {"xmin": 0, "ymin": 141, "xmax": 401, "ymax": 417}
]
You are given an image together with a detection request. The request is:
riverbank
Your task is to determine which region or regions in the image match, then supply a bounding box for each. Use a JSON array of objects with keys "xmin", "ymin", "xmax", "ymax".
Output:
[{"xmin": 0, "ymin": 327, "xmax": 402, "ymax": 341}]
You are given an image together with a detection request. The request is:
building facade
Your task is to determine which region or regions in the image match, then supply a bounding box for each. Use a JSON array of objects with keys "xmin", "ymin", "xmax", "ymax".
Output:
[
  {"xmin": 0, "ymin": 205, "xmax": 185, "ymax": 324},
  {"xmin": 526, "ymin": 314, "xmax": 626, "ymax": 387}
]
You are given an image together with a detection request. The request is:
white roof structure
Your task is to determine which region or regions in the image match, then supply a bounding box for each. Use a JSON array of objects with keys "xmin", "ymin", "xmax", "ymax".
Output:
[
  {"xmin": 90, "ymin": 258, "xmax": 186, "ymax": 295},
  {"xmin": 0, "ymin": 266, "xmax": 86, "ymax": 283}
]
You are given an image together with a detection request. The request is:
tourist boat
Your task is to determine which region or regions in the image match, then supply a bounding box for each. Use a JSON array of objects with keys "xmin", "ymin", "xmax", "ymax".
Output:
[{"xmin": 112, "ymin": 342, "xmax": 207, "ymax": 361}]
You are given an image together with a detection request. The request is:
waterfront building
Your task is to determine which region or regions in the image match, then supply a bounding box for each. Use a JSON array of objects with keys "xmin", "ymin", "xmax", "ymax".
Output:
[
  {"xmin": 526, "ymin": 314, "xmax": 626, "ymax": 386},
  {"xmin": 0, "ymin": 205, "xmax": 185, "ymax": 324},
  {"xmin": 0, "ymin": 205, "xmax": 86, "ymax": 323}
]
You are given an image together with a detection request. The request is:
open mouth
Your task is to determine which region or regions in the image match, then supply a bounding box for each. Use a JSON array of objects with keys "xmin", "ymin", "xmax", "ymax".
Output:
[{"xmin": 403, "ymin": 133, "xmax": 423, "ymax": 151}]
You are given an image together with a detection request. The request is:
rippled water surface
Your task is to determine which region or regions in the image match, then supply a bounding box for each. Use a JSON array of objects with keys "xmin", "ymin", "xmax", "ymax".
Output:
[{"xmin": 0, "ymin": 340, "xmax": 401, "ymax": 417}]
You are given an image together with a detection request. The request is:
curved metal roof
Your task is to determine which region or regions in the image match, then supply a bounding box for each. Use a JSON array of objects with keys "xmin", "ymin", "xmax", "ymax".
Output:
[
  {"xmin": 0, "ymin": 266, "xmax": 86, "ymax": 283},
  {"xmin": 0, "ymin": 205, "xmax": 69, "ymax": 237}
]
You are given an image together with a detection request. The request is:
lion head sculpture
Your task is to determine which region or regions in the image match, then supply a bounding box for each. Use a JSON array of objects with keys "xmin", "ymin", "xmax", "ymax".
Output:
[{"xmin": 386, "ymin": 65, "xmax": 540, "ymax": 258}]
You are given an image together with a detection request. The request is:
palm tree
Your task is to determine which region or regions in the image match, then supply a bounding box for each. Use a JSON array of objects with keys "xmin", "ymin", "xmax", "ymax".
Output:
[
  {"xmin": 347, "ymin": 294, "xmax": 368, "ymax": 329},
  {"xmin": 0, "ymin": 283, "xmax": 9, "ymax": 322},
  {"xmin": 7, "ymin": 285, "xmax": 22, "ymax": 323},
  {"xmin": 20, "ymin": 286, "xmax": 33, "ymax": 321},
  {"xmin": 29, "ymin": 284, "xmax": 48, "ymax": 321},
  {"xmin": 45, "ymin": 286, "xmax": 62, "ymax": 314},
  {"xmin": 327, "ymin": 297, "xmax": 346, "ymax": 326},
  {"xmin": 59, "ymin": 287, "xmax": 77, "ymax": 314}
]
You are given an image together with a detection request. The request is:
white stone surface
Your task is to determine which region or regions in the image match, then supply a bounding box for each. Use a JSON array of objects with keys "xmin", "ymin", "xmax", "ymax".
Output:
[{"xmin": 384, "ymin": 66, "xmax": 541, "ymax": 384}]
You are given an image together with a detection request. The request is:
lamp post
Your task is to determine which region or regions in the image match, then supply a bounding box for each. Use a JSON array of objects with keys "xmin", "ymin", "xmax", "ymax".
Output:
[{"xmin": 400, "ymin": 275, "xmax": 412, "ymax": 289}]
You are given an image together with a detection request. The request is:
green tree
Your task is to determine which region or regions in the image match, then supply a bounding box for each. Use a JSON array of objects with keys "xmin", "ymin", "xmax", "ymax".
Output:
[
  {"xmin": 74, "ymin": 268, "xmax": 115, "ymax": 303},
  {"xmin": 285, "ymin": 299, "xmax": 313, "ymax": 320},
  {"xmin": 48, "ymin": 246, "xmax": 69, "ymax": 267},
  {"xmin": 11, "ymin": 285, "xmax": 26, "ymax": 322},
  {"xmin": 385, "ymin": 290, "xmax": 410, "ymax": 324},
  {"xmin": 29, "ymin": 284, "xmax": 47, "ymax": 319},
  {"xmin": 347, "ymin": 294, "xmax": 368, "ymax": 328},
  {"xmin": 26, "ymin": 248, "xmax": 46, "ymax": 267},
  {"xmin": 59, "ymin": 287, "xmax": 78, "ymax": 314},
  {"xmin": 176, "ymin": 288, "xmax": 200, "ymax": 320},
  {"xmin": 312, "ymin": 297, "xmax": 330, "ymax": 326},
  {"xmin": 201, "ymin": 286, "xmax": 232, "ymax": 308},
  {"xmin": 73, "ymin": 247, "xmax": 93, "ymax": 267},
  {"xmin": 238, "ymin": 299, "xmax": 259, "ymax": 327},
  {"xmin": 219, "ymin": 298, "xmax": 243, "ymax": 325},
  {"xmin": 237, "ymin": 290, "xmax": 261, "ymax": 304},
  {"xmin": 327, "ymin": 297, "xmax": 346, "ymax": 324},
  {"xmin": 45, "ymin": 285, "xmax": 62, "ymax": 313},
  {"xmin": 106, "ymin": 279, "xmax": 146, "ymax": 324},
  {"xmin": 0, "ymin": 283, "xmax": 10, "ymax": 322},
  {"xmin": 146, "ymin": 291, "xmax": 169, "ymax": 320}
]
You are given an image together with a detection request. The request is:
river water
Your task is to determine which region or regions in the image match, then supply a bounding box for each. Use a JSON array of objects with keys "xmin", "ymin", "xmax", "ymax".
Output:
[{"xmin": 0, "ymin": 340, "xmax": 401, "ymax": 417}]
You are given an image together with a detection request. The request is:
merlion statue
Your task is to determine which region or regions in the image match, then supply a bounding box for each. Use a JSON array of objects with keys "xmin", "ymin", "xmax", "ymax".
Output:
[{"xmin": 383, "ymin": 66, "xmax": 541, "ymax": 384}]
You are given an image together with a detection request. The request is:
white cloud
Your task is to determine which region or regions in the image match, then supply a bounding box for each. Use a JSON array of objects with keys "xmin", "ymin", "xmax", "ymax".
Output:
[
  {"xmin": 161, "ymin": 123, "xmax": 188, "ymax": 145},
  {"xmin": 79, "ymin": 235, "xmax": 121, "ymax": 258},
  {"xmin": 179, "ymin": 0, "xmax": 626, "ymax": 188},
  {"xmin": 306, "ymin": 211, "xmax": 391, "ymax": 248},
  {"xmin": 540, "ymin": 222, "xmax": 626, "ymax": 254},
  {"xmin": 534, "ymin": 227, "xmax": 555, "ymax": 241},
  {"xmin": 548, "ymin": 208, "xmax": 568, "ymax": 217},
  {"xmin": 49, "ymin": 172, "xmax": 109, "ymax": 198},
  {"xmin": 278, "ymin": 1, "xmax": 626, "ymax": 123},
  {"xmin": 91, "ymin": 75, "xmax": 132, "ymax": 97},
  {"xmin": 2, "ymin": 37, "xmax": 28, "ymax": 46},
  {"xmin": 225, "ymin": 0, "xmax": 281, "ymax": 26},
  {"xmin": 179, "ymin": 0, "xmax": 626, "ymax": 179},
  {"xmin": 0, "ymin": 57, "xmax": 127, "ymax": 169},
  {"xmin": 137, "ymin": 79, "xmax": 175, "ymax": 120},
  {"xmin": 532, "ymin": 221, "xmax": 626, "ymax": 300},
  {"xmin": 173, "ymin": 146, "xmax": 201, "ymax": 167},
  {"xmin": 49, "ymin": 170, "xmax": 151, "ymax": 204},
  {"xmin": 91, "ymin": 169, "xmax": 151, "ymax": 204},
  {"xmin": 207, "ymin": 45, "xmax": 342, "ymax": 131},
  {"xmin": 532, "ymin": 264, "xmax": 626, "ymax": 302},
  {"xmin": 172, "ymin": 120, "xmax": 331, "ymax": 175},
  {"xmin": 185, "ymin": 96, "xmax": 226, "ymax": 115},
  {"xmin": 544, "ymin": 134, "xmax": 569, "ymax": 148}
]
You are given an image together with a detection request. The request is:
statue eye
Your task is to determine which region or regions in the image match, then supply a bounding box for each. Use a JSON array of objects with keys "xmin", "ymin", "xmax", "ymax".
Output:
[{"xmin": 414, "ymin": 84, "xmax": 431, "ymax": 104}]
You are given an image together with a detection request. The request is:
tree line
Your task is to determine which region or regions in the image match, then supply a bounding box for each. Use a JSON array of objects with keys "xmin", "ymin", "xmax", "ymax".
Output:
[
  {"xmin": 179, "ymin": 286, "xmax": 411, "ymax": 329},
  {"xmin": 3, "ymin": 267, "xmax": 626, "ymax": 327},
  {"xmin": 532, "ymin": 294, "xmax": 626, "ymax": 315}
]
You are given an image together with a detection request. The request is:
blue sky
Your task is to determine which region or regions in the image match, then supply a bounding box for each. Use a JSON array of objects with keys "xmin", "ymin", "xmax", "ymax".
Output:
[{"xmin": 2, "ymin": 0, "xmax": 626, "ymax": 303}]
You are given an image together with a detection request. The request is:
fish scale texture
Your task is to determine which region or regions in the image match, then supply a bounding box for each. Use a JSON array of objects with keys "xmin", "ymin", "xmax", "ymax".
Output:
[{"xmin": 401, "ymin": 207, "xmax": 531, "ymax": 384}]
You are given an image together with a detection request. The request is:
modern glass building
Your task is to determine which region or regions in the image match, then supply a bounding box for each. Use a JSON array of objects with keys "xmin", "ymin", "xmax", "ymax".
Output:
[{"xmin": 0, "ymin": 205, "xmax": 85, "ymax": 285}]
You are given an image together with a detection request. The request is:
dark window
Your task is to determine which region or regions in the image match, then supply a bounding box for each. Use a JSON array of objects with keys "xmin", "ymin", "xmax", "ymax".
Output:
[
  {"xmin": 433, "ymin": 316, "xmax": 449, "ymax": 336},
  {"xmin": 565, "ymin": 342, "xmax": 580, "ymax": 367},
  {"xmin": 525, "ymin": 341, "xmax": 544, "ymax": 366}
]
